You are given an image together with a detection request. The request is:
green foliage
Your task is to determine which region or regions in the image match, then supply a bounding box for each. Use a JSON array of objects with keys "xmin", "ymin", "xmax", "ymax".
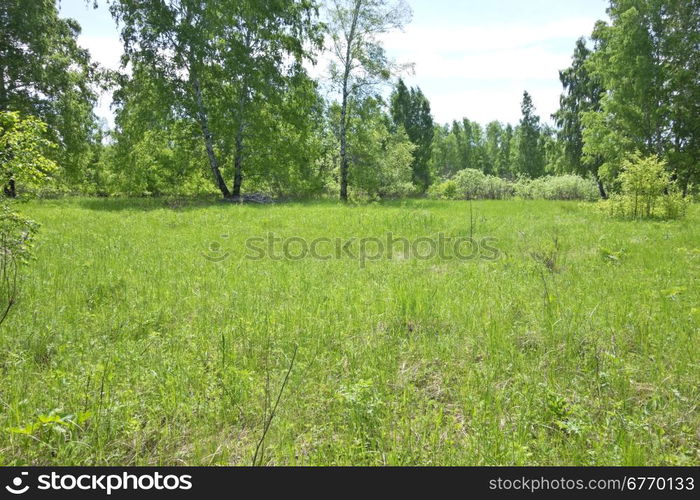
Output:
[
  {"xmin": 390, "ymin": 79, "xmax": 434, "ymax": 191},
  {"xmin": 233, "ymin": 72, "xmax": 328, "ymax": 198},
  {"xmin": 429, "ymin": 124, "xmax": 460, "ymax": 178},
  {"xmin": 581, "ymin": 0, "xmax": 700, "ymax": 195},
  {"xmin": 111, "ymin": 0, "xmax": 322, "ymax": 198},
  {"xmin": 0, "ymin": 112, "xmax": 57, "ymax": 194},
  {"xmin": 0, "ymin": 204, "xmax": 39, "ymax": 265},
  {"xmin": 554, "ymin": 38, "xmax": 604, "ymax": 183},
  {"xmin": 0, "ymin": 113, "xmax": 47, "ymax": 327},
  {"xmin": 429, "ymin": 119, "xmax": 516, "ymax": 180},
  {"xmin": 429, "ymin": 108, "xmax": 561, "ymax": 185},
  {"xmin": 484, "ymin": 121, "xmax": 511, "ymax": 177},
  {"xmin": 428, "ymin": 173, "xmax": 599, "ymax": 202},
  {"xmin": 514, "ymin": 91, "xmax": 545, "ymax": 178},
  {"xmin": 427, "ymin": 179, "xmax": 458, "ymax": 200},
  {"xmin": 331, "ymin": 98, "xmax": 415, "ymax": 199},
  {"xmin": 428, "ymin": 169, "xmax": 511, "ymax": 200},
  {"xmin": 326, "ymin": 0, "xmax": 412, "ymax": 200},
  {"xmin": 115, "ymin": 126, "xmax": 213, "ymax": 197},
  {"xmin": 452, "ymin": 169, "xmax": 511, "ymax": 200},
  {"xmin": 105, "ymin": 64, "xmax": 218, "ymax": 197},
  {"xmin": 599, "ymin": 153, "xmax": 689, "ymax": 219},
  {"xmin": 326, "ymin": 0, "xmax": 412, "ymax": 96},
  {"xmin": 514, "ymin": 175, "xmax": 600, "ymax": 201},
  {"xmin": 0, "ymin": 202, "xmax": 40, "ymax": 328},
  {"xmin": 0, "ymin": 0, "xmax": 100, "ymax": 184}
]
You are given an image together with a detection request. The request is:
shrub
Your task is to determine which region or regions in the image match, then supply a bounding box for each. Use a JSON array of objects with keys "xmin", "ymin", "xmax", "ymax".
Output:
[
  {"xmin": 427, "ymin": 169, "xmax": 512, "ymax": 200},
  {"xmin": 514, "ymin": 175, "xmax": 599, "ymax": 201},
  {"xmin": 480, "ymin": 174, "xmax": 513, "ymax": 200},
  {"xmin": 427, "ymin": 179, "xmax": 458, "ymax": 200},
  {"xmin": 599, "ymin": 153, "xmax": 688, "ymax": 219},
  {"xmin": 0, "ymin": 111, "xmax": 57, "ymax": 196},
  {"xmin": 450, "ymin": 171, "xmax": 597, "ymax": 201},
  {"xmin": 0, "ymin": 203, "xmax": 39, "ymax": 327},
  {"xmin": 428, "ymin": 172, "xmax": 598, "ymax": 201},
  {"xmin": 453, "ymin": 169, "xmax": 488, "ymax": 199}
]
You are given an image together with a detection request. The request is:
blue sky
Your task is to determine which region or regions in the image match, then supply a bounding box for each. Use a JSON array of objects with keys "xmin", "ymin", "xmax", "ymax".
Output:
[{"xmin": 58, "ymin": 0, "xmax": 610, "ymax": 126}]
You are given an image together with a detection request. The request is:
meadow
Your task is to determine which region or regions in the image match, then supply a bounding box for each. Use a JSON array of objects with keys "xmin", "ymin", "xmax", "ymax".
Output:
[{"xmin": 0, "ymin": 198, "xmax": 698, "ymax": 465}]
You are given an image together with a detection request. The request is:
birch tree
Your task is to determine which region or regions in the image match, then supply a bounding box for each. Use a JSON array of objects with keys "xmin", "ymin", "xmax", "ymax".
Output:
[
  {"xmin": 111, "ymin": 0, "xmax": 320, "ymax": 198},
  {"xmin": 325, "ymin": 0, "xmax": 411, "ymax": 200}
]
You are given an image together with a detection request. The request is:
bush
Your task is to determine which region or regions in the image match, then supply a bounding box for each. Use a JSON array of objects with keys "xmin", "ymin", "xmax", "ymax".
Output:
[
  {"xmin": 476, "ymin": 173, "xmax": 512, "ymax": 200},
  {"xmin": 453, "ymin": 169, "xmax": 488, "ymax": 198},
  {"xmin": 513, "ymin": 175, "xmax": 599, "ymax": 201},
  {"xmin": 0, "ymin": 204, "xmax": 38, "ymax": 264},
  {"xmin": 599, "ymin": 153, "xmax": 688, "ymax": 219},
  {"xmin": 0, "ymin": 202, "xmax": 39, "ymax": 327},
  {"xmin": 428, "ymin": 171, "xmax": 596, "ymax": 201},
  {"xmin": 427, "ymin": 179, "xmax": 458, "ymax": 200},
  {"xmin": 0, "ymin": 111, "xmax": 57, "ymax": 196},
  {"xmin": 428, "ymin": 169, "xmax": 512, "ymax": 200}
]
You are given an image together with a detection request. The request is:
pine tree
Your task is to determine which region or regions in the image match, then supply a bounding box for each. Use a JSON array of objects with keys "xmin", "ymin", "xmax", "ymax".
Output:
[
  {"xmin": 390, "ymin": 79, "xmax": 434, "ymax": 191},
  {"xmin": 515, "ymin": 91, "xmax": 544, "ymax": 177},
  {"xmin": 554, "ymin": 38, "xmax": 607, "ymax": 197}
]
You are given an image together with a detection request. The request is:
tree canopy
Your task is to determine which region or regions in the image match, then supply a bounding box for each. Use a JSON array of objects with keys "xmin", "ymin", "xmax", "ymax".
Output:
[{"xmin": 0, "ymin": 0, "xmax": 696, "ymax": 200}]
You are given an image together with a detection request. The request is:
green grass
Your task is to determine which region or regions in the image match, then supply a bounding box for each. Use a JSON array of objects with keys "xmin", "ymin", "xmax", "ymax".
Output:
[{"xmin": 1, "ymin": 197, "xmax": 698, "ymax": 465}]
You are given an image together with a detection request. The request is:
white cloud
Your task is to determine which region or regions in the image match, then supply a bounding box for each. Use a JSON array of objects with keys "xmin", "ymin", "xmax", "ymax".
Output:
[
  {"xmin": 379, "ymin": 17, "xmax": 598, "ymax": 124},
  {"xmin": 402, "ymin": 47, "xmax": 569, "ymax": 81},
  {"xmin": 427, "ymin": 84, "xmax": 561, "ymax": 127},
  {"xmin": 78, "ymin": 35, "xmax": 124, "ymax": 127},
  {"xmin": 79, "ymin": 35, "xmax": 123, "ymax": 71},
  {"xmin": 72, "ymin": 14, "xmax": 598, "ymax": 128},
  {"xmin": 381, "ymin": 18, "xmax": 596, "ymax": 54}
]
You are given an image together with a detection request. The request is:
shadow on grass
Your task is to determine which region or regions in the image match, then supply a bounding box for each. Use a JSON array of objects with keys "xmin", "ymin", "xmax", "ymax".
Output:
[
  {"xmin": 73, "ymin": 196, "xmax": 400, "ymax": 212},
  {"xmin": 50, "ymin": 195, "xmax": 460, "ymax": 213},
  {"xmin": 74, "ymin": 195, "xmax": 278, "ymax": 212}
]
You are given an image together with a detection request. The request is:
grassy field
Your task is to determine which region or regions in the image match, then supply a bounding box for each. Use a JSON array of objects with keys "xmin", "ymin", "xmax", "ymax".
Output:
[{"xmin": 0, "ymin": 197, "xmax": 698, "ymax": 465}]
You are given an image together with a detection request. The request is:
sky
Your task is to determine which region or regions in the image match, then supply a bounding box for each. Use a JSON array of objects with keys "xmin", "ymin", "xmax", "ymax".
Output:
[{"xmin": 57, "ymin": 0, "xmax": 610, "ymax": 127}]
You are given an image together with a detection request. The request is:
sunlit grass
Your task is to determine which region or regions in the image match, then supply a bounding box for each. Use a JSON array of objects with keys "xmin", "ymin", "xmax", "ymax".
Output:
[{"xmin": 0, "ymin": 197, "xmax": 698, "ymax": 465}]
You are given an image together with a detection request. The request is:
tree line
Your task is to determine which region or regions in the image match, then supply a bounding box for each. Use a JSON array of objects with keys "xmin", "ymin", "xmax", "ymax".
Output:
[{"xmin": 1, "ymin": 0, "xmax": 698, "ymax": 201}]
